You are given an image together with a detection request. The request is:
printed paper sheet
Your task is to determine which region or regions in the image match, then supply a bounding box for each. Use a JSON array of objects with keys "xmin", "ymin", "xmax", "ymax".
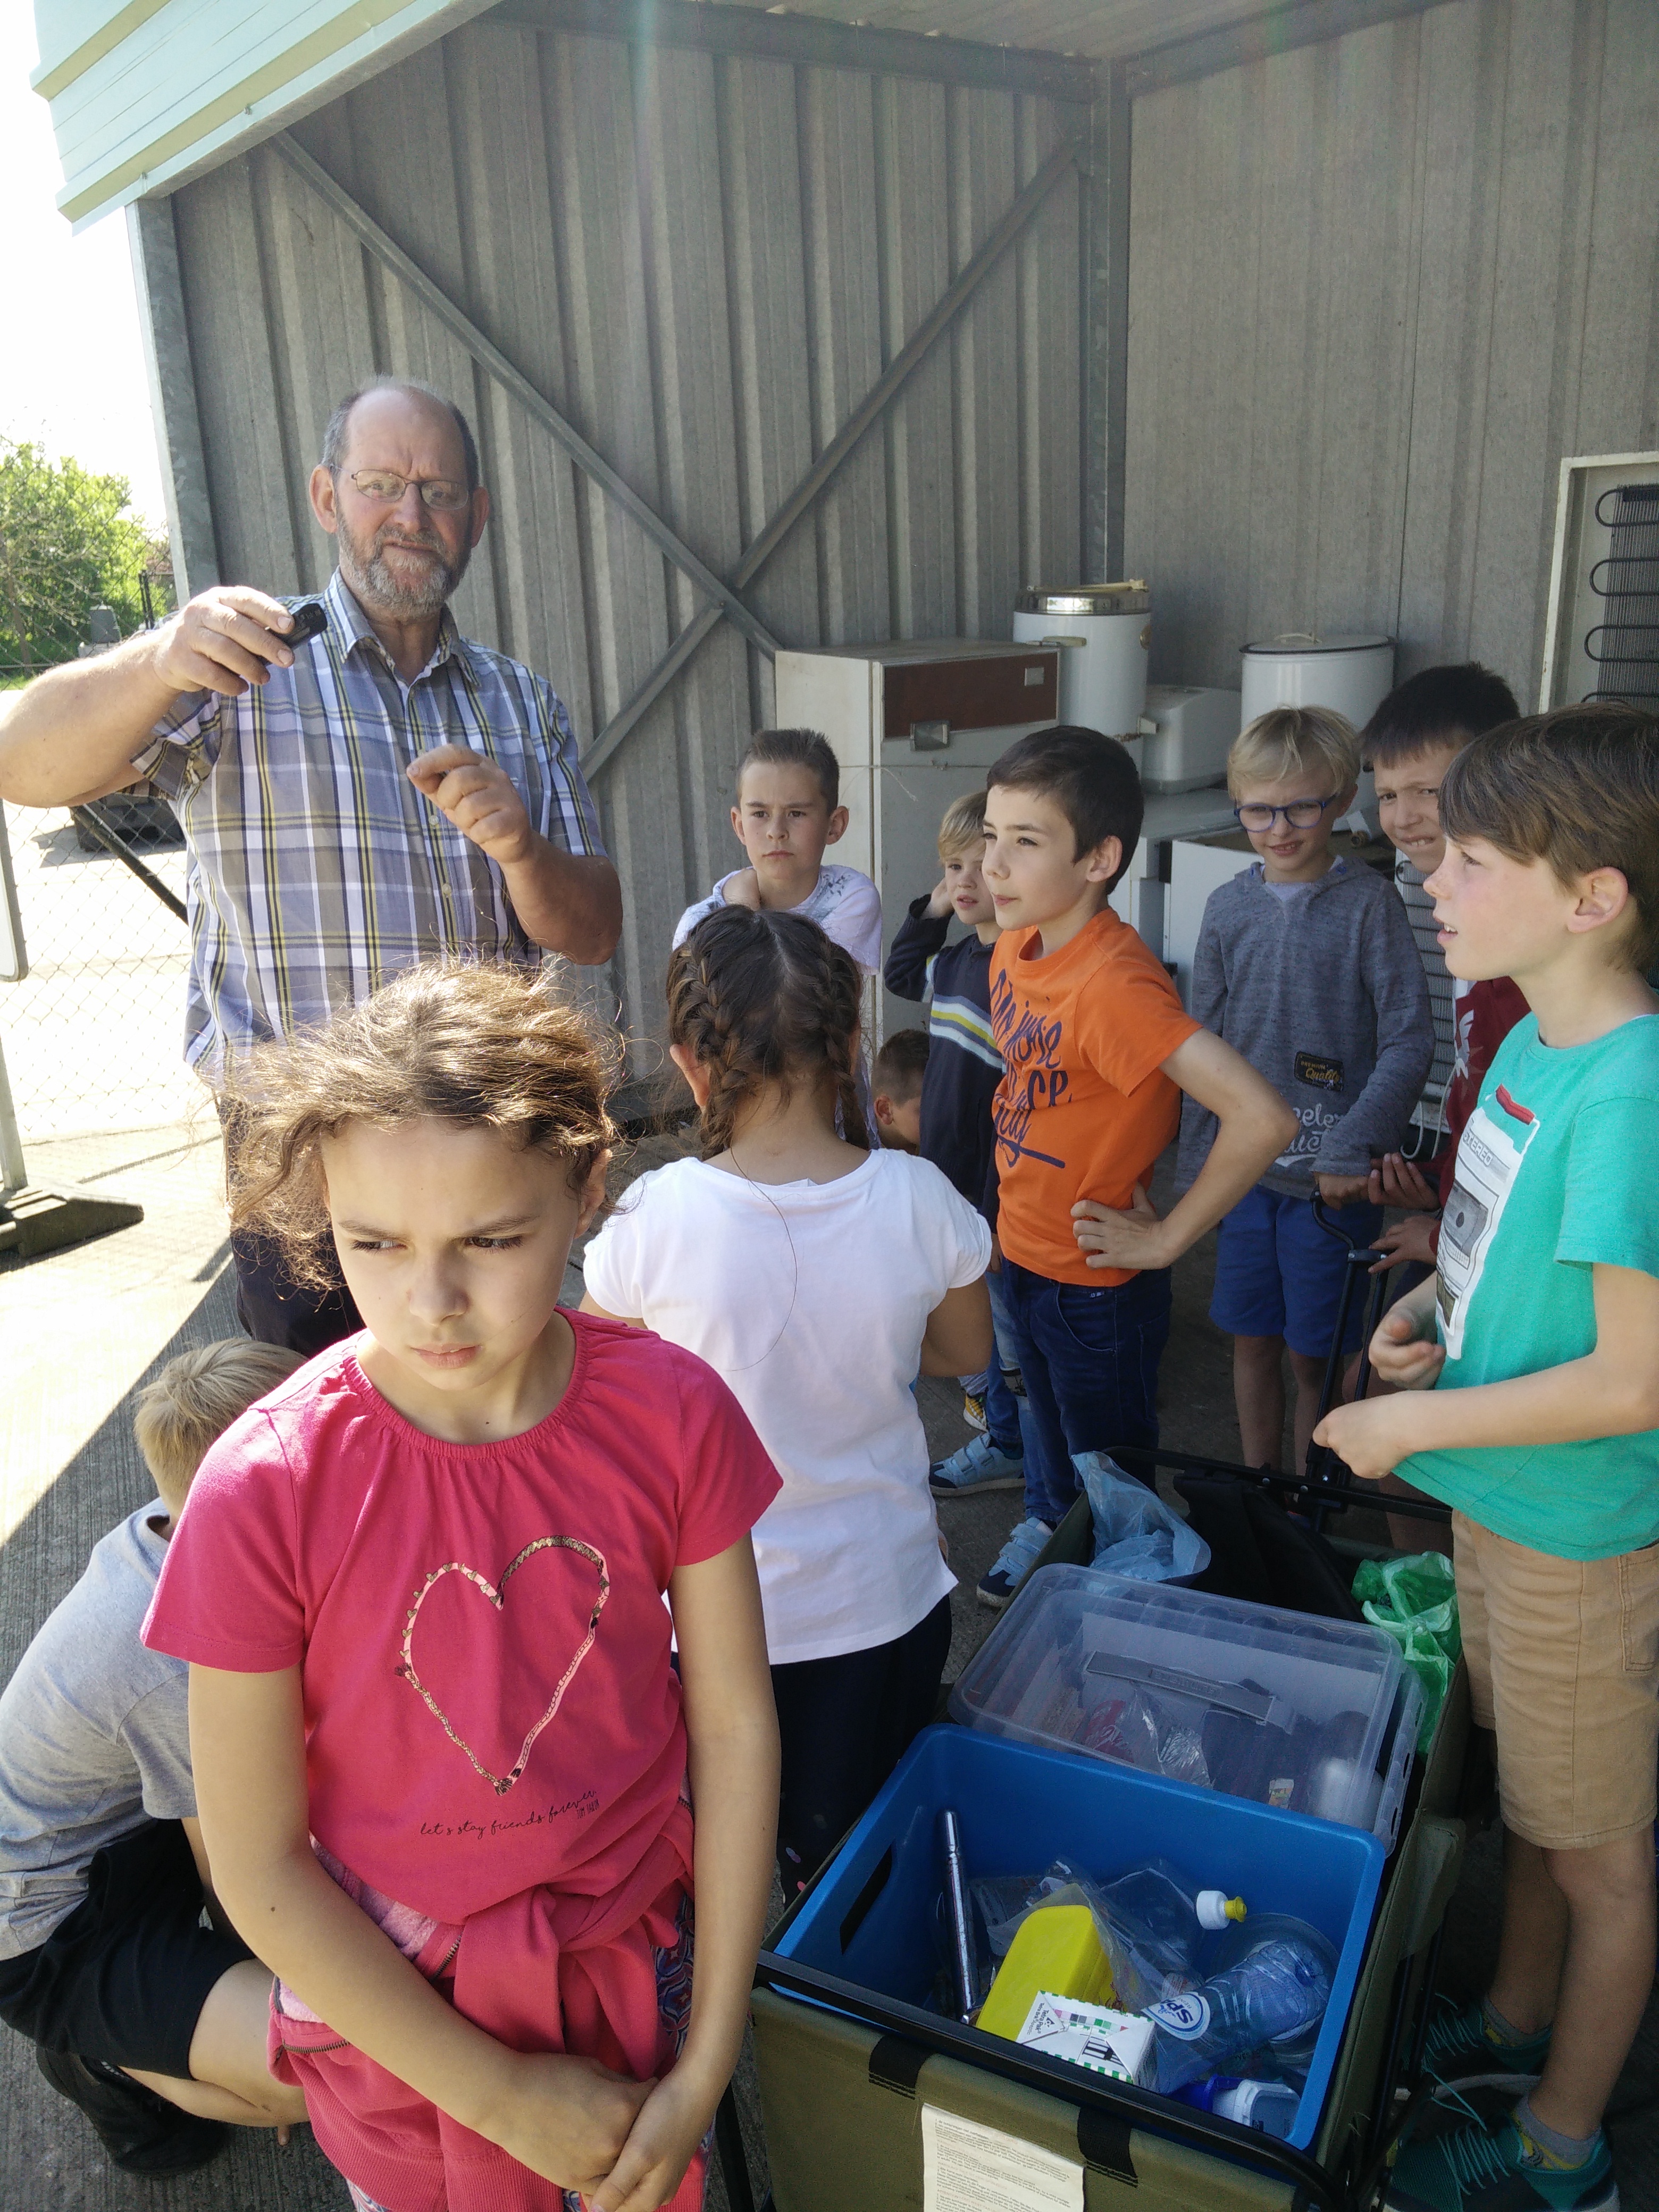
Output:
[{"xmin": 921, "ymin": 2106, "xmax": 1085, "ymax": 2212}]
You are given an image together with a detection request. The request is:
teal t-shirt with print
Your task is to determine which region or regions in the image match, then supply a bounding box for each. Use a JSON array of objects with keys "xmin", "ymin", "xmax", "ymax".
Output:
[{"xmin": 1400, "ymin": 1010, "xmax": 1659, "ymax": 1560}]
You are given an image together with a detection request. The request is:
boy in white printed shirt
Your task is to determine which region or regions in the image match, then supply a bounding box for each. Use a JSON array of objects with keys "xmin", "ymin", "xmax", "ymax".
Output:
[{"xmin": 673, "ymin": 728, "xmax": 882, "ymax": 970}]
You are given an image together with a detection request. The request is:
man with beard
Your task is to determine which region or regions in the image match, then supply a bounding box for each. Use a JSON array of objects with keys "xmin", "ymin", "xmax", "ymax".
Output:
[{"xmin": 0, "ymin": 380, "xmax": 622, "ymax": 1350}]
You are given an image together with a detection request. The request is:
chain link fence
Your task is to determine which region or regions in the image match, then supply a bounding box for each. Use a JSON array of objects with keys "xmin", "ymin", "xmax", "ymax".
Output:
[
  {"xmin": 0, "ymin": 576, "xmax": 209, "ymax": 1161},
  {"xmin": 1, "ymin": 793, "xmax": 200, "ymax": 1152}
]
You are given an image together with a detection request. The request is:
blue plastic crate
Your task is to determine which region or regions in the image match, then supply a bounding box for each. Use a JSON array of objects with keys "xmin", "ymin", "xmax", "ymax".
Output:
[{"xmin": 770, "ymin": 1724, "xmax": 1385, "ymax": 2152}]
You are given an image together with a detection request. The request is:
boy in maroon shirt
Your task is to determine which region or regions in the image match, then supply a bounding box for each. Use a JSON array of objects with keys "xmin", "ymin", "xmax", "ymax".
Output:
[{"xmin": 1362, "ymin": 664, "xmax": 1525, "ymax": 1264}]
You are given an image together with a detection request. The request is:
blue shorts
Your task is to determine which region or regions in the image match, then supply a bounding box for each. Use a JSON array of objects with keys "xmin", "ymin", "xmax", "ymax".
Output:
[{"xmin": 1210, "ymin": 1185, "xmax": 1383, "ymax": 1358}]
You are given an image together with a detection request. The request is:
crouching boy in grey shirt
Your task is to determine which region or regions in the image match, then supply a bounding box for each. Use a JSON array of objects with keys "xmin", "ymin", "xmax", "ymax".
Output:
[
  {"xmin": 0, "ymin": 1340, "xmax": 308, "ymax": 2176},
  {"xmin": 1176, "ymin": 706, "xmax": 1433, "ymax": 1474}
]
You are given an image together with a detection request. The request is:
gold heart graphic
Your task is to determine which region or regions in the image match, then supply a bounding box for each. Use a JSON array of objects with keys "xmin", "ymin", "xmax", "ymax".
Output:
[{"xmin": 397, "ymin": 1536, "xmax": 610, "ymax": 1797}]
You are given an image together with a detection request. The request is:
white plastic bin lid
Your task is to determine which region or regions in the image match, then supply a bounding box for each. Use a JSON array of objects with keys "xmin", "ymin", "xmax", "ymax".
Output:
[
  {"xmin": 949, "ymin": 1564, "xmax": 1415, "ymax": 1842},
  {"xmin": 1239, "ymin": 632, "xmax": 1393, "ymax": 658}
]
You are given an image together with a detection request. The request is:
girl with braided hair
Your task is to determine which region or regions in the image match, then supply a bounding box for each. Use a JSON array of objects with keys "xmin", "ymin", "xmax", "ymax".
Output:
[
  {"xmin": 582, "ymin": 908, "xmax": 995, "ymax": 1891},
  {"xmin": 142, "ymin": 961, "xmax": 782, "ymax": 2212}
]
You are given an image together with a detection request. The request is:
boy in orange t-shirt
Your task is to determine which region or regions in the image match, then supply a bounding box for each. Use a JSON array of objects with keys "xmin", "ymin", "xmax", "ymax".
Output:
[{"xmin": 976, "ymin": 727, "xmax": 1297, "ymax": 1605}]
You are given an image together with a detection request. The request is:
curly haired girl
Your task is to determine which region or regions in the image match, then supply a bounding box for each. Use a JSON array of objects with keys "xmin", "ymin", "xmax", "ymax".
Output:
[
  {"xmin": 581, "ymin": 908, "xmax": 993, "ymax": 1892},
  {"xmin": 141, "ymin": 962, "xmax": 781, "ymax": 2212}
]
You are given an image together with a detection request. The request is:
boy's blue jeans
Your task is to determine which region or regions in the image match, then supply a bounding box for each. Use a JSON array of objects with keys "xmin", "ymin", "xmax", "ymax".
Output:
[
  {"xmin": 998, "ymin": 1257, "xmax": 1173, "ymax": 1526},
  {"xmin": 960, "ymin": 1267, "xmax": 1027, "ymax": 1457}
]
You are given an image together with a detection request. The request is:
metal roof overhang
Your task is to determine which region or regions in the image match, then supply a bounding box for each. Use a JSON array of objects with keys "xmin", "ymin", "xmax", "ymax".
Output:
[
  {"xmin": 35, "ymin": 0, "xmax": 500, "ymax": 230},
  {"xmin": 35, "ymin": 0, "xmax": 1441, "ymax": 233}
]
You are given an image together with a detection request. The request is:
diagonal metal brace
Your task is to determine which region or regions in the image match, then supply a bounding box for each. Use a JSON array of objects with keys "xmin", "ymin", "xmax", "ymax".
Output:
[
  {"xmin": 580, "ymin": 140, "xmax": 1079, "ymax": 777},
  {"xmin": 270, "ymin": 132, "xmax": 779, "ymax": 663}
]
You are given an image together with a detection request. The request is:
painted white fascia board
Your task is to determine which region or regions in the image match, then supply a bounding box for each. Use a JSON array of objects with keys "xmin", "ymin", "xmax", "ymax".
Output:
[{"xmin": 47, "ymin": 0, "xmax": 493, "ymax": 231}]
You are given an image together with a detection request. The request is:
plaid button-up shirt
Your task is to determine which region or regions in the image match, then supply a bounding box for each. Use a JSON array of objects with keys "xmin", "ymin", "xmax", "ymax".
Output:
[{"xmin": 133, "ymin": 571, "xmax": 605, "ymax": 1078}]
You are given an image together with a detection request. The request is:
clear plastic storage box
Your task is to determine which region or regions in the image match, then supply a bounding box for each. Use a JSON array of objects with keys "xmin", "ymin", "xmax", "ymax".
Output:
[{"xmin": 949, "ymin": 1565, "xmax": 1422, "ymax": 1849}]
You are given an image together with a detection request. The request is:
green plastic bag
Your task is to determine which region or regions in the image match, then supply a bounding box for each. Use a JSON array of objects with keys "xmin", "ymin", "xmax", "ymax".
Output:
[{"xmin": 1353, "ymin": 1552, "xmax": 1460, "ymax": 1750}]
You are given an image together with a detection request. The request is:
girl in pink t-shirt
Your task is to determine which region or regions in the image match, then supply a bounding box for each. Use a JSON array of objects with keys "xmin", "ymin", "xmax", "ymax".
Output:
[{"xmin": 143, "ymin": 963, "xmax": 781, "ymax": 2212}]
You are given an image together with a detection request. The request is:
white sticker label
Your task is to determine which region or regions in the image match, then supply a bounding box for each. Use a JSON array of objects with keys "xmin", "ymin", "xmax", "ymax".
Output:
[
  {"xmin": 921, "ymin": 2107, "xmax": 1084, "ymax": 2212},
  {"xmin": 1437, "ymin": 1094, "xmax": 1540, "ymax": 1359},
  {"xmin": 1147, "ymin": 1989, "xmax": 1211, "ymax": 2040}
]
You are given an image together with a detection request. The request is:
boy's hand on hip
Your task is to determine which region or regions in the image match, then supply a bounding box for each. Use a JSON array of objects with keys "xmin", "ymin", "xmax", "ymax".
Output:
[
  {"xmin": 1072, "ymin": 1184, "xmax": 1168, "ymax": 1271},
  {"xmin": 407, "ymin": 745, "xmax": 533, "ymax": 866},
  {"xmin": 483, "ymin": 2051, "xmax": 653, "ymax": 2191},
  {"xmin": 1369, "ymin": 1213, "xmax": 1439, "ymax": 1274},
  {"xmin": 722, "ymin": 868, "xmax": 761, "ymax": 911},
  {"xmin": 1314, "ymin": 1171, "xmax": 1372, "ymax": 1208},
  {"xmin": 590, "ymin": 2064, "xmax": 717, "ymax": 2212},
  {"xmin": 1312, "ymin": 1394, "xmax": 1431, "ymax": 1482}
]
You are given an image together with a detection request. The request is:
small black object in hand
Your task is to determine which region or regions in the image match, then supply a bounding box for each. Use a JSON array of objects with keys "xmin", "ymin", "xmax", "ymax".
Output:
[{"xmin": 284, "ymin": 601, "xmax": 329, "ymax": 646}]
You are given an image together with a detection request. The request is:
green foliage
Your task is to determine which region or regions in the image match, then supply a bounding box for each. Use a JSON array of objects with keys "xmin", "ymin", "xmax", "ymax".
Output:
[{"xmin": 0, "ymin": 440, "xmax": 170, "ymax": 673}]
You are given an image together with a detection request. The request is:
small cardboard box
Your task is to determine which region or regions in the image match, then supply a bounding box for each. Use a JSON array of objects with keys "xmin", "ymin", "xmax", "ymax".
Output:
[{"xmin": 1015, "ymin": 1992, "xmax": 1156, "ymax": 2085}]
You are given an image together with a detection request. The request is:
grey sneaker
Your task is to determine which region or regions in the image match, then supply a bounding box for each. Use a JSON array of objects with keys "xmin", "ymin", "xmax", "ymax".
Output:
[
  {"xmin": 977, "ymin": 1516, "xmax": 1054, "ymax": 1610},
  {"xmin": 931, "ymin": 1432, "xmax": 1024, "ymax": 1498}
]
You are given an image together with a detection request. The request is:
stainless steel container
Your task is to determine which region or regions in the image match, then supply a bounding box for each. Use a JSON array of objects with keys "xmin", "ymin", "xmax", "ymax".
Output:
[{"xmin": 1013, "ymin": 582, "xmax": 1152, "ymax": 738}]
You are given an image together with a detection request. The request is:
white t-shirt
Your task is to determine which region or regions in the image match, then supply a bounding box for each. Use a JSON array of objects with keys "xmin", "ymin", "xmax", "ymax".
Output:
[
  {"xmin": 582, "ymin": 1147, "xmax": 991, "ymax": 1663},
  {"xmin": 672, "ymin": 864, "xmax": 884, "ymax": 971}
]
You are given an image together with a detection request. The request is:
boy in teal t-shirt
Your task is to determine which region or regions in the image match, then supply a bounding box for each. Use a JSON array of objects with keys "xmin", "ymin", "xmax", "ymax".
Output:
[{"xmin": 1320, "ymin": 703, "xmax": 1659, "ymax": 2212}]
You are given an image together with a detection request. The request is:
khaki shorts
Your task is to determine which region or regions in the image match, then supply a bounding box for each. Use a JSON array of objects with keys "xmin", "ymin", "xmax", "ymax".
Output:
[{"xmin": 1453, "ymin": 1510, "xmax": 1659, "ymax": 1849}]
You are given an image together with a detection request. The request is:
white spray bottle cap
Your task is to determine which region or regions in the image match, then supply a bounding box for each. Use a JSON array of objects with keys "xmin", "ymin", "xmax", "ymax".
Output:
[
  {"xmin": 1196, "ymin": 1890, "xmax": 1247, "ymax": 1930},
  {"xmin": 1212, "ymin": 2080, "xmax": 1296, "ymax": 2131}
]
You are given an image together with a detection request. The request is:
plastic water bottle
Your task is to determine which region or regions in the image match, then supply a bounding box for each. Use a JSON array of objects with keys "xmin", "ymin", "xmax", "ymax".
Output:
[
  {"xmin": 1149, "ymin": 1938, "xmax": 1332, "ymax": 2094},
  {"xmin": 1173, "ymin": 2075, "xmax": 1302, "ymax": 2138},
  {"xmin": 1097, "ymin": 1860, "xmax": 1246, "ymax": 2000}
]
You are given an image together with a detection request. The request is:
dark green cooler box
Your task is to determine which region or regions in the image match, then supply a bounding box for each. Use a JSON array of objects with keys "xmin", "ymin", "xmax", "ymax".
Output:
[{"xmin": 752, "ymin": 1501, "xmax": 1468, "ymax": 2211}]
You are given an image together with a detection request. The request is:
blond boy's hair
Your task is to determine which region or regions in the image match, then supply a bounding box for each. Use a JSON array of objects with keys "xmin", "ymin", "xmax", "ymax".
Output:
[
  {"xmin": 937, "ymin": 789, "xmax": 988, "ymax": 860},
  {"xmin": 133, "ymin": 1338, "xmax": 305, "ymax": 1509},
  {"xmin": 1228, "ymin": 706, "xmax": 1361, "ymax": 799}
]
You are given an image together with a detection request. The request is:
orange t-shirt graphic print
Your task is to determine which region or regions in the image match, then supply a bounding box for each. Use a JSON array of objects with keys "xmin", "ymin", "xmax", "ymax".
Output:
[{"xmin": 991, "ymin": 908, "xmax": 1199, "ymax": 1286}]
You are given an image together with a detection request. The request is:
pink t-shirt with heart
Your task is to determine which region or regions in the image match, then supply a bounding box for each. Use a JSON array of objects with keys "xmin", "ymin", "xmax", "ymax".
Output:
[
  {"xmin": 144, "ymin": 1315, "xmax": 779, "ymax": 2209},
  {"xmin": 144, "ymin": 1313, "xmax": 778, "ymax": 1925}
]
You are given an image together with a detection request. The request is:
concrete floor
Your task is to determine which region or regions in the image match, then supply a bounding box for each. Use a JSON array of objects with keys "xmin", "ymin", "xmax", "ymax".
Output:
[{"xmin": 4, "ymin": 1132, "xmax": 1657, "ymax": 2208}]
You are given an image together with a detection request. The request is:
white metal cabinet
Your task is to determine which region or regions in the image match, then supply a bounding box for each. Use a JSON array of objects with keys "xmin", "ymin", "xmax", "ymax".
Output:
[{"xmin": 775, "ymin": 642, "xmax": 1060, "ymax": 1041}]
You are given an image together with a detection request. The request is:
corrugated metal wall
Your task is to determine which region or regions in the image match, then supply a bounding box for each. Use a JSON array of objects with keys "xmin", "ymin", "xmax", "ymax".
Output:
[
  {"xmin": 1124, "ymin": 0, "xmax": 1659, "ymax": 707},
  {"xmin": 163, "ymin": 10, "xmax": 1084, "ymax": 1061}
]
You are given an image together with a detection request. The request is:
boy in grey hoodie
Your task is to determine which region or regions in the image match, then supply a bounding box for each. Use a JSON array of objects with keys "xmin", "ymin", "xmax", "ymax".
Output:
[{"xmin": 1177, "ymin": 706, "xmax": 1433, "ymax": 1473}]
